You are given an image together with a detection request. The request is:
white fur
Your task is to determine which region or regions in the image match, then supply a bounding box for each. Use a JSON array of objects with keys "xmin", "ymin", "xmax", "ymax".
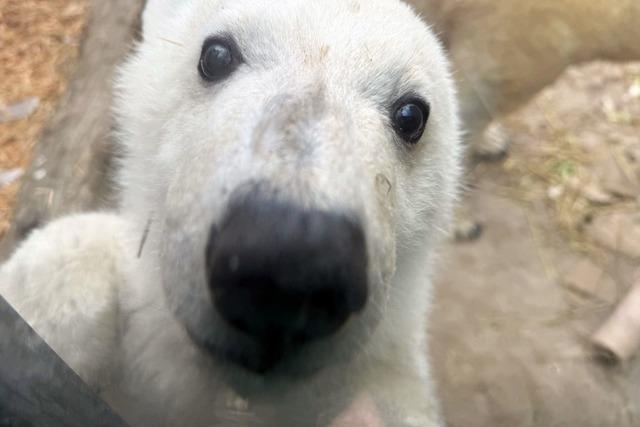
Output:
[{"xmin": 1, "ymin": 0, "xmax": 462, "ymax": 425}]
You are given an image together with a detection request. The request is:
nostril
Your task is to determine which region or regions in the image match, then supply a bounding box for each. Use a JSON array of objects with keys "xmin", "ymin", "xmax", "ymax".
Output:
[{"xmin": 206, "ymin": 197, "xmax": 368, "ymax": 347}]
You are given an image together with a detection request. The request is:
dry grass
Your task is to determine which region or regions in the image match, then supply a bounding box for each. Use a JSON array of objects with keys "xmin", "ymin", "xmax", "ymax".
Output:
[
  {"xmin": 502, "ymin": 62, "xmax": 640, "ymax": 255},
  {"xmin": 503, "ymin": 126, "xmax": 595, "ymax": 247},
  {"xmin": 0, "ymin": 0, "xmax": 89, "ymax": 237}
]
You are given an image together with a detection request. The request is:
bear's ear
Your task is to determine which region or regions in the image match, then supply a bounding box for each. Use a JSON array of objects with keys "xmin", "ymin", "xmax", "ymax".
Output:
[{"xmin": 142, "ymin": 0, "xmax": 186, "ymax": 37}]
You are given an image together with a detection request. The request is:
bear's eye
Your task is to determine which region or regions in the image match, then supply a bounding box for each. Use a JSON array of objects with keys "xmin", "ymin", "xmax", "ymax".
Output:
[
  {"xmin": 198, "ymin": 36, "xmax": 241, "ymax": 82},
  {"xmin": 391, "ymin": 97, "xmax": 430, "ymax": 144}
]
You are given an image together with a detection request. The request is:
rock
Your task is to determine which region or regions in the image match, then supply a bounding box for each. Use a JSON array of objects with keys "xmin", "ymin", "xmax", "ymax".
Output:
[
  {"xmin": 548, "ymin": 185, "xmax": 564, "ymax": 200},
  {"xmin": 581, "ymin": 182, "xmax": 614, "ymax": 205},
  {"xmin": 474, "ymin": 122, "xmax": 511, "ymax": 161},
  {"xmin": 587, "ymin": 212, "xmax": 640, "ymax": 259},
  {"xmin": 562, "ymin": 258, "xmax": 615, "ymax": 302},
  {"xmin": 454, "ymin": 219, "xmax": 484, "ymax": 242},
  {"xmin": 0, "ymin": 97, "xmax": 40, "ymax": 124},
  {"xmin": 33, "ymin": 169, "xmax": 47, "ymax": 181},
  {"xmin": 599, "ymin": 155, "xmax": 640, "ymax": 198}
]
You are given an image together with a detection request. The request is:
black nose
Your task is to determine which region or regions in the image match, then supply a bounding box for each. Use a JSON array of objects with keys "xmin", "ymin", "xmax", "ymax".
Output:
[{"xmin": 206, "ymin": 197, "xmax": 368, "ymax": 350}]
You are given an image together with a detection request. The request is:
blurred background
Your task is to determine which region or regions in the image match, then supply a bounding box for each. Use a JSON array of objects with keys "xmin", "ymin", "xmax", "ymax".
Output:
[
  {"xmin": 1, "ymin": 1, "xmax": 640, "ymax": 426},
  {"xmin": 0, "ymin": 0, "xmax": 87, "ymax": 234}
]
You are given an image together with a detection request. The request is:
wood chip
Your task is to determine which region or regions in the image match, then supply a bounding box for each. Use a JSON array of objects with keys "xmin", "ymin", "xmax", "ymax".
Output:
[{"xmin": 0, "ymin": 0, "xmax": 89, "ymax": 237}]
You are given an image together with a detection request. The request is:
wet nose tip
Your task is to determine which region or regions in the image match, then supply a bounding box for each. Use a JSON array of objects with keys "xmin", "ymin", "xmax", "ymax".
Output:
[{"xmin": 206, "ymin": 197, "xmax": 368, "ymax": 346}]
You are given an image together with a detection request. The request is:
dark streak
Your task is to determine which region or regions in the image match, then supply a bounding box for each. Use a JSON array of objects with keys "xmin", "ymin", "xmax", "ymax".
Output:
[{"xmin": 137, "ymin": 216, "xmax": 153, "ymax": 258}]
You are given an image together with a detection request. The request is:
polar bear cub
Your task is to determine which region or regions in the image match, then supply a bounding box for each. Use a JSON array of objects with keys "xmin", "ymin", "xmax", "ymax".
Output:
[{"xmin": 1, "ymin": 0, "xmax": 462, "ymax": 425}]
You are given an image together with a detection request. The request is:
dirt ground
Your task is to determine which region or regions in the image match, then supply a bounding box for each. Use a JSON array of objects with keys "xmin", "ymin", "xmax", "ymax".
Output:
[
  {"xmin": 2, "ymin": 1, "xmax": 640, "ymax": 425},
  {"xmin": 432, "ymin": 61, "xmax": 640, "ymax": 427}
]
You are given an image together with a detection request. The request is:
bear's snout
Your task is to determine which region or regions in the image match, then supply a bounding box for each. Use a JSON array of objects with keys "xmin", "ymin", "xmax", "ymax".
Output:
[{"xmin": 205, "ymin": 195, "xmax": 368, "ymax": 371}]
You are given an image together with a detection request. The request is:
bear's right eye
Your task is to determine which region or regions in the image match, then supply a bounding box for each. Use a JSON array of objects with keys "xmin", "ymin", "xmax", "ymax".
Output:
[{"xmin": 198, "ymin": 36, "xmax": 241, "ymax": 82}]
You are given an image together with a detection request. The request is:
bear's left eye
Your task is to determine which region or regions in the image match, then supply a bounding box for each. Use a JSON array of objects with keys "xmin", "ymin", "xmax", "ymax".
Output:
[
  {"xmin": 391, "ymin": 97, "xmax": 430, "ymax": 144},
  {"xmin": 198, "ymin": 36, "xmax": 241, "ymax": 82}
]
